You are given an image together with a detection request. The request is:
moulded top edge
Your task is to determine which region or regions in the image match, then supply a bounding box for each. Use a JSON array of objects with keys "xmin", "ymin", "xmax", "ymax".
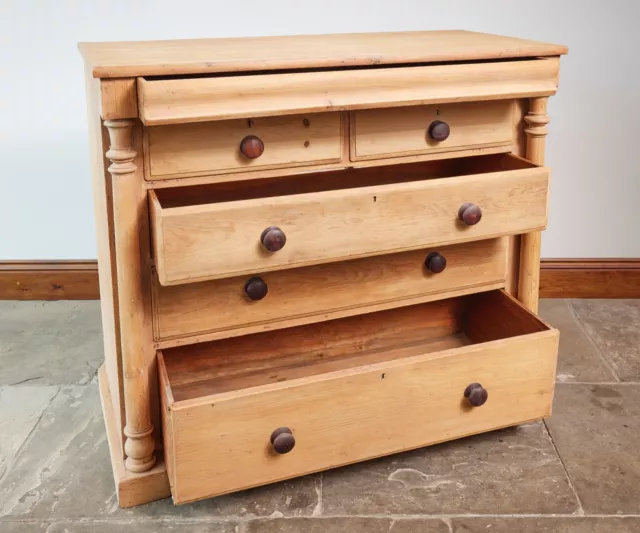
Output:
[{"xmin": 78, "ymin": 30, "xmax": 568, "ymax": 79}]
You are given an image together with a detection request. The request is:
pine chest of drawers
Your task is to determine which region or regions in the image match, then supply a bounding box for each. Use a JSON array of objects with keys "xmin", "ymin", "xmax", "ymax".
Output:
[{"xmin": 79, "ymin": 30, "xmax": 567, "ymax": 507}]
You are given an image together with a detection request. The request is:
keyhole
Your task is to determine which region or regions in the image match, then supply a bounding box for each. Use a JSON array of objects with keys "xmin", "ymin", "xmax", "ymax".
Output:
[{"xmin": 373, "ymin": 196, "xmax": 377, "ymax": 203}]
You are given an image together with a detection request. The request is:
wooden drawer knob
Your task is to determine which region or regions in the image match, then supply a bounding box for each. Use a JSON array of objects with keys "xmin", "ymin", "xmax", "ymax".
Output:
[
  {"xmin": 261, "ymin": 226, "xmax": 286, "ymax": 252},
  {"xmin": 458, "ymin": 203, "xmax": 482, "ymax": 226},
  {"xmin": 240, "ymin": 135, "xmax": 264, "ymax": 159},
  {"xmin": 270, "ymin": 427, "xmax": 295, "ymax": 454},
  {"xmin": 425, "ymin": 252, "xmax": 447, "ymax": 274},
  {"xmin": 244, "ymin": 277, "xmax": 268, "ymax": 301},
  {"xmin": 428, "ymin": 120, "xmax": 450, "ymax": 142},
  {"xmin": 464, "ymin": 383, "xmax": 488, "ymax": 407}
]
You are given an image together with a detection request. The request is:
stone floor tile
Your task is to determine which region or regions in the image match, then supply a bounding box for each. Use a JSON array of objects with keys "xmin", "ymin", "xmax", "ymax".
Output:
[
  {"xmin": 545, "ymin": 384, "xmax": 640, "ymax": 514},
  {"xmin": 538, "ymin": 299, "xmax": 615, "ymax": 383},
  {"xmin": 0, "ymin": 523, "xmax": 49, "ymax": 532},
  {"xmin": 130, "ymin": 474, "xmax": 321, "ymax": 520},
  {"xmin": 569, "ymin": 299, "xmax": 640, "ymax": 382},
  {"xmin": 0, "ymin": 386, "xmax": 58, "ymax": 481},
  {"xmin": 246, "ymin": 517, "xmax": 450, "ymax": 533},
  {"xmin": 0, "ymin": 301, "xmax": 103, "ymax": 386},
  {"xmin": 0, "ymin": 384, "xmax": 319, "ymax": 520},
  {"xmin": 322, "ymin": 421, "xmax": 577, "ymax": 515},
  {"xmin": 453, "ymin": 517, "xmax": 640, "ymax": 532},
  {"xmin": 45, "ymin": 521, "xmax": 237, "ymax": 532}
]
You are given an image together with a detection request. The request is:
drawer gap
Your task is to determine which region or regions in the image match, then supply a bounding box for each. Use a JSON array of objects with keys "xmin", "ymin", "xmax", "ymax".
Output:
[
  {"xmin": 160, "ymin": 290, "xmax": 550, "ymax": 402},
  {"xmin": 154, "ymin": 153, "xmax": 535, "ymax": 209},
  {"xmin": 142, "ymin": 57, "xmax": 543, "ymax": 81}
]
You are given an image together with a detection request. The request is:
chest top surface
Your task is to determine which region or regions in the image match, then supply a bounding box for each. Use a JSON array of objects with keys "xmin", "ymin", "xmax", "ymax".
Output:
[{"xmin": 78, "ymin": 30, "xmax": 567, "ymax": 79}]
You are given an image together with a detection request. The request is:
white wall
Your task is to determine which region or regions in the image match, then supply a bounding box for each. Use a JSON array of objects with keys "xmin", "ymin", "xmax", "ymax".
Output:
[{"xmin": 1, "ymin": 0, "xmax": 638, "ymax": 259}]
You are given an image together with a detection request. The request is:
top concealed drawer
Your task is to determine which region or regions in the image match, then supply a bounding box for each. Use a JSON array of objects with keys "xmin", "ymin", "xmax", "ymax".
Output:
[
  {"xmin": 145, "ymin": 113, "xmax": 343, "ymax": 180},
  {"xmin": 351, "ymin": 101, "xmax": 513, "ymax": 161}
]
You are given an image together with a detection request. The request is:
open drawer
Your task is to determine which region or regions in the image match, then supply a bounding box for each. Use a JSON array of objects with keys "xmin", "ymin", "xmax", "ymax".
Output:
[
  {"xmin": 150, "ymin": 153, "xmax": 550, "ymax": 285},
  {"xmin": 158, "ymin": 290, "xmax": 558, "ymax": 504}
]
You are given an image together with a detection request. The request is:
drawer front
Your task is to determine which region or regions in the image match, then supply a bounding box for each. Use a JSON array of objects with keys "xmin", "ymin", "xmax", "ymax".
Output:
[
  {"xmin": 145, "ymin": 113, "xmax": 343, "ymax": 180},
  {"xmin": 159, "ymin": 291, "xmax": 558, "ymax": 503},
  {"xmin": 152, "ymin": 239, "xmax": 507, "ymax": 342},
  {"xmin": 351, "ymin": 101, "xmax": 513, "ymax": 161},
  {"xmin": 150, "ymin": 155, "xmax": 549, "ymax": 285}
]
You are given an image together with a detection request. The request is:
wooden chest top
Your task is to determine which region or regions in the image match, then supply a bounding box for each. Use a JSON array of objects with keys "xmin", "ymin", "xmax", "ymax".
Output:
[{"xmin": 78, "ymin": 30, "xmax": 567, "ymax": 79}]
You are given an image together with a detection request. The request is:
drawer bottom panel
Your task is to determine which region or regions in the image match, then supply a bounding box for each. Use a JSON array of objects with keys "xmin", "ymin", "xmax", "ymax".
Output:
[{"xmin": 159, "ymin": 290, "xmax": 558, "ymax": 504}]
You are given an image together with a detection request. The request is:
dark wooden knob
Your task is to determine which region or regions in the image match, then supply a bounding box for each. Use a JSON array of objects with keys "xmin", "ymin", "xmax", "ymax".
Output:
[
  {"xmin": 261, "ymin": 226, "xmax": 286, "ymax": 252},
  {"xmin": 270, "ymin": 427, "xmax": 295, "ymax": 454},
  {"xmin": 458, "ymin": 203, "xmax": 482, "ymax": 226},
  {"xmin": 428, "ymin": 120, "xmax": 450, "ymax": 142},
  {"xmin": 464, "ymin": 383, "xmax": 488, "ymax": 407},
  {"xmin": 425, "ymin": 252, "xmax": 447, "ymax": 274},
  {"xmin": 245, "ymin": 277, "xmax": 268, "ymax": 301},
  {"xmin": 240, "ymin": 135, "xmax": 264, "ymax": 159}
]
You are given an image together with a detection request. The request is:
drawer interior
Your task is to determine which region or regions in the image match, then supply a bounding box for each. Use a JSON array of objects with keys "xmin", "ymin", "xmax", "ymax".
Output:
[
  {"xmin": 161, "ymin": 290, "xmax": 551, "ymax": 402},
  {"xmin": 152, "ymin": 153, "xmax": 536, "ymax": 209}
]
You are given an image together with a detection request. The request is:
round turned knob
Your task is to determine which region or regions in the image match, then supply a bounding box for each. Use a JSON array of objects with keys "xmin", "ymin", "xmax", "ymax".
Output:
[
  {"xmin": 240, "ymin": 135, "xmax": 264, "ymax": 159},
  {"xmin": 261, "ymin": 226, "xmax": 286, "ymax": 252},
  {"xmin": 464, "ymin": 383, "xmax": 488, "ymax": 407},
  {"xmin": 270, "ymin": 427, "xmax": 295, "ymax": 454},
  {"xmin": 425, "ymin": 252, "xmax": 447, "ymax": 274},
  {"xmin": 458, "ymin": 203, "xmax": 483, "ymax": 226},
  {"xmin": 428, "ymin": 120, "xmax": 450, "ymax": 142},
  {"xmin": 244, "ymin": 277, "xmax": 268, "ymax": 301}
]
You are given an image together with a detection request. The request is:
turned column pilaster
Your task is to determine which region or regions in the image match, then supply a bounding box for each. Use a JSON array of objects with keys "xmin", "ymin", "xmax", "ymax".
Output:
[
  {"xmin": 104, "ymin": 119, "xmax": 155, "ymax": 473},
  {"xmin": 519, "ymin": 97, "xmax": 550, "ymax": 313}
]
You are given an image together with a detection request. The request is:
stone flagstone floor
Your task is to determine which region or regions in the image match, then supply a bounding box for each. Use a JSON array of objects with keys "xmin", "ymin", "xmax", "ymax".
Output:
[{"xmin": 1, "ymin": 299, "xmax": 639, "ymax": 532}]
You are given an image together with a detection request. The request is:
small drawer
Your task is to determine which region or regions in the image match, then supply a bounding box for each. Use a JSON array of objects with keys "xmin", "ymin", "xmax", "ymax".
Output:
[
  {"xmin": 351, "ymin": 101, "xmax": 513, "ymax": 161},
  {"xmin": 144, "ymin": 112, "xmax": 343, "ymax": 180},
  {"xmin": 158, "ymin": 289, "xmax": 559, "ymax": 504},
  {"xmin": 149, "ymin": 153, "xmax": 549, "ymax": 285},
  {"xmin": 152, "ymin": 239, "xmax": 508, "ymax": 343}
]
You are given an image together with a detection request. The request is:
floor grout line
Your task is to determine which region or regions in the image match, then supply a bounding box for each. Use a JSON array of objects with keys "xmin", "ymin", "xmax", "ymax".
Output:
[
  {"xmin": 566, "ymin": 299, "xmax": 621, "ymax": 383},
  {"xmin": 3, "ymin": 514, "xmax": 640, "ymax": 523},
  {"xmin": 555, "ymin": 381, "xmax": 640, "ymax": 385},
  {"xmin": 543, "ymin": 419, "xmax": 586, "ymax": 517},
  {"xmin": 0, "ymin": 386, "xmax": 61, "ymax": 485}
]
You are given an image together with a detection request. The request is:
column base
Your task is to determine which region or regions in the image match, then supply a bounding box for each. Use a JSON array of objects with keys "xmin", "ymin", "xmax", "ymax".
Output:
[{"xmin": 98, "ymin": 365, "xmax": 171, "ymax": 507}]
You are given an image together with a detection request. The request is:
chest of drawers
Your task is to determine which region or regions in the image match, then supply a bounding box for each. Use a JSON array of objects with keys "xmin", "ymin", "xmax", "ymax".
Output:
[{"xmin": 79, "ymin": 30, "xmax": 567, "ymax": 507}]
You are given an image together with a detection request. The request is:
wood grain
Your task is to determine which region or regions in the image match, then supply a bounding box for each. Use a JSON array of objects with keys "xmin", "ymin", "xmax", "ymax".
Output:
[
  {"xmin": 150, "ymin": 154, "xmax": 549, "ymax": 285},
  {"xmin": 84, "ymin": 72, "xmax": 126, "ymax": 451},
  {"xmin": 137, "ymin": 58, "xmax": 560, "ymax": 125},
  {"xmin": 79, "ymin": 30, "xmax": 567, "ymax": 79},
  {"xmin": 145, "ymin": 112, "xmax": 342, "ymax": 180},
  {"xmin": 519, "ymin": 96, "xmax": 550, "ymax": 313},
  {"xmin": 152, "ymin": 239, "xmax": 508, "ymax": 342},
  {"xmin": 144, "ymin": 144, "xmax": 512, "ymax": 190},
  {"xmin": 351, "ymin": 101, "xmax": 513, "ymax": 161},
  {"xmin": 100, "ymin": 79, "xmax": 138, "ymax": 120},
  {"xmin": 540, "ymin": 260, "xmax": 640, "ymax": 298},
  {"xmin": 158, "ymin": 289, "xmax": 558, "ymax": 504},
  {"xmin": 105, "ymin": 120, "xmax": 156, "ymax": 473},
  {"xmin": 0, "ymin": 261, "xmax": 99, "ymax": 300}
]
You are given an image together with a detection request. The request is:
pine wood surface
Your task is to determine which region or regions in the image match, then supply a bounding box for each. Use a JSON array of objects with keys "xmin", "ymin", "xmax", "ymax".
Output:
[
  {"xmin": 79, "ymin": 30, "xmax": 567, "ymax": 79},
  {"xmin": 151, "ymin": 239, "xmax": 507, "ymax": 342},
  {"xmin": 137, "ymin": 58, "xmax": 560, "ymax": 125},
  {"xmin": 149, "ymin": 154, "xmax": 549, "ymax": 285},
  {"xmin": 158, "ymin": 290, "xmax": 558, "ymax": 503}
]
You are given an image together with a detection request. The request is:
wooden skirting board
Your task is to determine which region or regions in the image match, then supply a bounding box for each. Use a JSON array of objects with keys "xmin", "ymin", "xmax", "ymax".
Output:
[{"xmin": 0, "ymin": 259, "xmax": 639, "ymax": 300}]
